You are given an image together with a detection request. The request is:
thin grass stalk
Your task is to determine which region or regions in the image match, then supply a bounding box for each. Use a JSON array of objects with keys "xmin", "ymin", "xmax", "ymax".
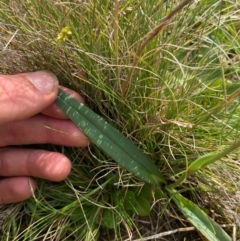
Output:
[
  {"xmin": 195, "ymin": 87, "xmax": 240, "ymax": 126},
  {"xmin": 121, "ymin": 0, "xmax": 193, "ymax": 95}
]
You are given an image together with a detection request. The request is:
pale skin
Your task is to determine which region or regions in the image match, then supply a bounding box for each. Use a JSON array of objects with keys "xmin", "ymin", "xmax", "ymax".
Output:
[{"xmin": 0, "ymin": 71, "xmax": 89, "ymax": 204}]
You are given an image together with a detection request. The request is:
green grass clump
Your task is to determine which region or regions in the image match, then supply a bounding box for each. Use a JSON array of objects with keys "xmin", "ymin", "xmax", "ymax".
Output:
[{"xmin": 0, "ymin": 0, "xmax": 240, "ymax": 240}]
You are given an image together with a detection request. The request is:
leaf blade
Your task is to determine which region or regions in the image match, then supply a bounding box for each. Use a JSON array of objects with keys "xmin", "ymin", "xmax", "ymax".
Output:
[
  {"xmin": 55, "ymin": 89, "xmax": 166, "ymax": 185},
  {"xmin": 167, "ymin": 188, "xmax": 232, "ymax": 241},
  {"xmin": 187, "ymin": 152, "xmax": 218, "ymax": 175}
]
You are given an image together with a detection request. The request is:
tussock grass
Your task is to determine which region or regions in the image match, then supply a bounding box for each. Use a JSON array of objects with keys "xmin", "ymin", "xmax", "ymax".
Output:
[{"xmin": 0, "ymin": 0, "xmax": 240, "ymax": 240}]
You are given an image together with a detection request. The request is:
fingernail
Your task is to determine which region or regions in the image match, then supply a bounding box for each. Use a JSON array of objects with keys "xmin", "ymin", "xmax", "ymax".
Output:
[{"xmin": 24, "ymin": 71, "xmax": 59, "ymax": 94}]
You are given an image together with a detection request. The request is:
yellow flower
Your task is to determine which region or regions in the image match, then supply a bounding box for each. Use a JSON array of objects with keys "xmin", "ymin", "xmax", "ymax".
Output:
[{"xmin": 56, "ymin": 26, "xmax": 72, "ymax": 43}]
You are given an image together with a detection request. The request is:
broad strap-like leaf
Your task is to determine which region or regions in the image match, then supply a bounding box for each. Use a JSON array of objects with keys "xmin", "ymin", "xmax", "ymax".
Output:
[
  {"xmin": 55, "ymin": 89, "xmax": 166, "ymax": 185},
  {"xmin": 166, "ymin": 188, "xmax": 232, "ymax": 241},
  {"xmin": 187, "ymin": 152, "xmax": 217, "ymax": 175},
  {"xmin": 188, "ymin": 138, "xmax": 240, "ymax": 176}
]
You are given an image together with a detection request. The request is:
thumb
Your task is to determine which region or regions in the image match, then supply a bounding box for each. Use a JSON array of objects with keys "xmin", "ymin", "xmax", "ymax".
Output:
[{"xmin": 0, "ymin": 71, "xmax": 59, "ymax": 126}]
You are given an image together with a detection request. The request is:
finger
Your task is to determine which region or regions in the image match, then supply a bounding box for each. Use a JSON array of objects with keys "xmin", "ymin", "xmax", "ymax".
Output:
[
  {"xmin": 0, "ymin": 148, "xmax": 71, "ymax": 181},
  {"xmin": 0, "ymin": 177, "xmax": 36, "ymax": 205},
  {"xmin": 41, "ymin": 86, "xmax": 85, "ymax": 119},
  {"xmin": 0, "ymin": 71, "xmax": 59, "ymax": 126},
  {"xmin": 0, "ymin": 114, "xmax": 89, "ymax": 147}
]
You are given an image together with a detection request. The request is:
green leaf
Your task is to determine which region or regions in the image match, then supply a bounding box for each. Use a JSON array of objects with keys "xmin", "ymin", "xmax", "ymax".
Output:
[
  {"xmin": 55, "ymin": 89, "xmax": 166, "ymax": 185},
  {"xmin": 187, "ymin": 152, "xmax": 218, "ymax": 175},
  {"xmin": 70, "ymin": 207, "xmax": 84, "ymax": 222},
  {"xmin": 168, "ymin": 139, "xmax": 240, "ymax": 189},
  {"xmin": 123, "ymin": 190, "xmax": 136, "ymax": 211},
  {"xmin": 167, "ymin": 188, "xmax": 231, "ymax": 241},
  {"xmin": 137, "ymin": 183, "xmax": 153, "ymax": 200},
  {"xmin": 102, "ymin": 210, "xmax": 120, "ymax": 229},
  {"xmin": 226, "ymin": 82, "xmax": 240, "ymax": 95},
  {"xmin": 188, "ymin": 138, "xmax": 240, "ymax": 176},
  {"xmin": 70, "ymin": 205, "xmax": 92, "ymax": 222},
  {"xmin": 122, "ymin": 189, "xmax": 151, "ymax": 216},
  {"xmin": 134, "ymin": 196, "xmax": 151, "ymax": 216}
]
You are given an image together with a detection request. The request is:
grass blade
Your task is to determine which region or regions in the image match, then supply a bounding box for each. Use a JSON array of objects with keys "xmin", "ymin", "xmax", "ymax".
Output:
[
  {"xmin": 187, "ymin": 152, "xmax": 218, "ymax": 175},
  {"xmin": 55, "ymin": 89, "xmax": 166, "ymax": 185},
  {"xmin": 166, "ymin": 188, "xmax": 232, "ymax": 241},
  {"xmin": 167, "ymin": 139, "xmax": 240, "ymax": 189},
  {"xmin": 188, "ymin": 139, "xmax": 240, "ymax": 175}
]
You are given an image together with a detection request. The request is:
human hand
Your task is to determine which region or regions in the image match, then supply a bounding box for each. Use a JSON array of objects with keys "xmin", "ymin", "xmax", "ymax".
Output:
[{"xmin": 0, "ymin": 71, "xmax": 89, "ymax": 204}]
